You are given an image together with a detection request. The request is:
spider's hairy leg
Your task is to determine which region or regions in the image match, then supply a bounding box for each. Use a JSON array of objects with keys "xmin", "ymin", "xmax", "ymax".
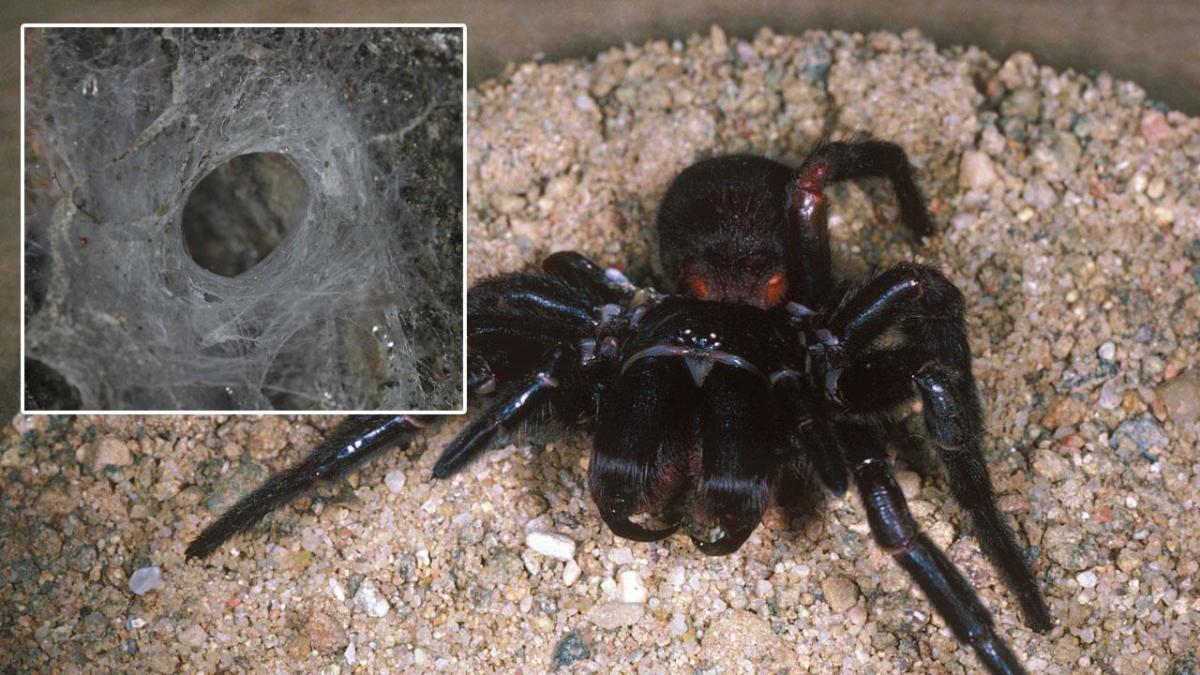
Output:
[
  {"xmin": 186, "ymin": 415, "xmax": 429, "ymax": 559},
  {"xmin": 827, "ymin": 264, "xmax": 1053, "ymax": 632},
  {"xmin": 589, "ymin": 357, "xmax": 692, "ymax": 542},
  {"xmin": 834, "ymin": 348, "xmax": 932, "ymax": 411},
  {"xmin": 838, "ymin": 421, "xmax": 1029, "ymax": 675},
  {"xmin": 827, "ymin": 263, "xmax": 927, "ymax": 355},
  {"xmin": 467, "ymin": 273, "xmax": 596, "ymax": 380},
  {"xmin": 798, "ymin": 139, "xmax": 935, "ymax": 238},
  {"xmin": 542, "ymin": 250, "xmax": 633, "ymax": 303},
  {"xmin": 914, "ymin": 360, "xmax": 1053, "ymax": 632},
  {"xmin": 690, "ymin": 365, "xmax": 774, "ymax": 555},
  {"xmin": 771, "ymin": 369, "xmax": 847, "ymax": 495},
  {"xmin": 432, "ymin": 348, "xmax": 567, "ymax": 478},
  {"xmin": 786, "ymin": 156, "xmax": 833, "ymax": 305}
]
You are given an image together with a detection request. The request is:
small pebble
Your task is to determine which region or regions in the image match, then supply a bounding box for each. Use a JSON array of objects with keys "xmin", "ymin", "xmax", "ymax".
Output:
[
  {"xmin": 820, "ymin": 575, "xmax": 859, "ymax": 613},
  {"xmin": 1042, "ymin": 396, "xmax": 1086, "ymax": 429},
  {"xmin": 1097, "ymin": 379, "xmax": 1123, "ymax": 410},
  {"xmin": 607, "ymin": 547, "xmax": 634, "ymax": 565},
  {"xmin": 384, "ymin": 470, "xmax": 406, "ymax": 493},
  {"xmin": 1097, "ymin": 342, "xmax": 1116, "ymax": 362},
  {"xmin": 90, "ymin": 438, "xmax": 133, "ymax": 470},
  {"xmin": 895, "ymin": 470, "xmax": 921, "ymax": 499},
  {"xmin": 328, "ymin": 577, "xmax": 346, "ymax": 602},
  {"xmin": 353, "ymin": 579, "xmax": 390, "ymax": 618},
  {"xmin": 551, "ymin": 631, "xmax": 591, "ymax": 668},
  {"xmin": 1116, "ymin": 549, "xmax": 1142, "ymax": 574},
  {"xmin": 1146, "ymin": 176, "xmax": 1166, "ymax": 200},
  {"xmin": 1156, "ymin": 370, "xmax": 1200, "ymax": 426},
  {"xmin": 1138, "ymin": 109, "xmax": 1173, "ymax": 142},
  {"xmin": 668, "ymin": 614, "xmax": 688, "ymax": 636},
  {"xmin": 848, "ymin": 605, "xmax": 868, "ymax": 625},
  {"xmin": 1076, "ymin": 570, "xmax": 1099, "ymax": 589},
  {"xmin": 618, "ymin": 570, "xmax": 648, "ymax": 603},
  {"xmin": 1152, "ymin": 206, "xmax": 1175, "ymax": 225},
  {"xmin": 585, "ymin": 602, "xmax": 644, "ymax": 629},
  {"xmin": 128, "ymin": 566, "xmax": 163, "ymax": 595},
  {"xmin": 958, "ymin": 150, "xmax": 997, "ymax": 190},
  {"xmin": 180, "ymin": 624, "xmax": 207, "ymax": 647},
  {"xmin": 562, "ymin": 559, "xmax": 582, "ymax": 586},
  {"xmin": 307, "ymin": 610, "xmax": 348, "ymax": 653},
  {"xmin": 1110, "ymin": 415, "xmax": 1169, "ymax": 452},
  {"xmin": 525, "ymin": 531, "xmax": 576, "ymax": 561},
  {"xmin": 1001, "ymin": 87, "xmax": 1040, "ymax": 119}
]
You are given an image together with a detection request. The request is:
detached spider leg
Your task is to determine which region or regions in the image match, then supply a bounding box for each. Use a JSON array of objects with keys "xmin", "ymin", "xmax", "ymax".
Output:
[
  {"xmin": 826, "ymin": 264, "xmax": 1053, "ymax": 631},
  {"xmin": 837, "ymin": 420, "xmax": 1028, "ymax": 675},
  {"xmin": 185, "ymin": 415, "xmax": 428, "ymax": 558}
]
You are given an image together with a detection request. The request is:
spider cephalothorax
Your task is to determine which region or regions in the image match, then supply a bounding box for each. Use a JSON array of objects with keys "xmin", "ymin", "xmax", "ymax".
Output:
[{"xmin": 188, "ymin": 140, "xmax": 1051, "ymax": 674}]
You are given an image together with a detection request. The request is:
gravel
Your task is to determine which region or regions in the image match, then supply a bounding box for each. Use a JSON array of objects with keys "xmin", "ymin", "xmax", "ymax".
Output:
[
  {"xmin": 128, "ymin": 566, "xmax": 163, "ymax": 596},
  {"xmin": 4, "ymin": 27, "xmax": 1200, "ymax": 673},
  {"xmin": 527, "ymin": 530, "xmax": 578, "ymax": 561}
]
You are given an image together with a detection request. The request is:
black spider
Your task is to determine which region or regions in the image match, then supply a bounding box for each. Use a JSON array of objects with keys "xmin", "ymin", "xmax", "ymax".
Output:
[{"xmin": 188, "ymin": 140, "xmax": 1052, "ymax": 674}]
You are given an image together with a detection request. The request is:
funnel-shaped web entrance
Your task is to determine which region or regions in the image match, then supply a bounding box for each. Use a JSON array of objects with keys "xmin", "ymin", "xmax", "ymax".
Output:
[
  {"xmin": 182, "ymin": 152, "xmax": 309, "ymax": 278},
  {"xmin": 23, "ymin": 27, "xmax": 464, "ymax": 411}
]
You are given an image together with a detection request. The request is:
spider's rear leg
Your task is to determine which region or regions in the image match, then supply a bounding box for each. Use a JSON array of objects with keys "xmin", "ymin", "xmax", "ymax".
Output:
[
  {"xmin": 798, "ymin": 140, "xmax": 934, "ymax": 237},
  {"xmin": 787, "ymin": 140, "xmax": 934, "ymax": 306},
  {"xmin": 913, "ymin": 361, "xmax": 1053, "ymax": 632},
  {"xmin": 186, "ymin": 415, "xmax": 428, "ymax": 559},
  {"xmin": 827, "ymin": 264, "xmax": 1053, "ymax": 632},
  {"xmin": 837, "ymin": 420, "xmax": 1029, "ymax": 675}
]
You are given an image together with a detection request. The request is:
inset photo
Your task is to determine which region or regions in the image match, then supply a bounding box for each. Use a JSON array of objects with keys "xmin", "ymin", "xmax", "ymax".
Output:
[{"xmin": 22, "ymin": 25, "xmax": 465, "ymax": 413}]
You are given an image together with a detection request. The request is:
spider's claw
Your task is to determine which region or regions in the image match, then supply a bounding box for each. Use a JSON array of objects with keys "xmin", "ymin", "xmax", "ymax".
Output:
[
  {"xmin": 599, "ymin": 510, "xmax": 680, "ymax": 542},
  {"xmin": 690, "ymin": 519, "xmax": 757, "ymax": 556}
]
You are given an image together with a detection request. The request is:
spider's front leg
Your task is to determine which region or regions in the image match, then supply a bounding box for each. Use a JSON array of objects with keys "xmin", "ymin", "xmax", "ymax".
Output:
[
  {"xmin": 819, "ymin": 263, "xmax": 1053, "ymax": 632},
  {"xmin": 435, "ymin": 252, "xmax": 633, "ymax": 477},
  {"xmin": 186, "ymin": 414, "xmax": 429, "ymax": 558},
  {"xmin": 189, "ymin": 252, "xmax": 620, "ymax": 557}
]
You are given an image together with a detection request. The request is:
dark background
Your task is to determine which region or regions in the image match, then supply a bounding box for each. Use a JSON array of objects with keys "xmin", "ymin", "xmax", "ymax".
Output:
[{"xmin": 4, "ymin": 0, "xmax": 1198, "ymax": 419}]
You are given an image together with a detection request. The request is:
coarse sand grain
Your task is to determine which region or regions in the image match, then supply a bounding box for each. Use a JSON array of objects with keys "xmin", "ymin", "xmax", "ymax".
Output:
[{"xmin": 4, "ymin": 28, "xmax": 1199, "ymax": 674}]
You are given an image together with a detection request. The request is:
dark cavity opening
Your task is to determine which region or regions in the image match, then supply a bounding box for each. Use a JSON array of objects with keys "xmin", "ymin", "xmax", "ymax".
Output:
[
  {"xmin": 181, "ymin": 152, "xmax": 308, "ymax": 278},
  {"xmin": 25, "ymin": 358, "xmax": 82, "ymax": 411}
]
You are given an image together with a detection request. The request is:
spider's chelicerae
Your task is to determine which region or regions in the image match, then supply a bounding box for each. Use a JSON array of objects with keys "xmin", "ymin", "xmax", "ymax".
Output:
[{"xmin": 188, "ymin": 140, "xmax": 1052, "ymax": 673}]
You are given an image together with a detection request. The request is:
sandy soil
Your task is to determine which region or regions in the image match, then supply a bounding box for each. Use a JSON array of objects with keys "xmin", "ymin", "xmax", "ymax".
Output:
[{"xmin": 3, "ymin": 28, "xmax": 1199, "ymax": 673}]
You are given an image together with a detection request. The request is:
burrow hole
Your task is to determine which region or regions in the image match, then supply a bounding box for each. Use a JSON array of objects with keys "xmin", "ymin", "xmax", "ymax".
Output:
[{"xmin": 181, "ymin": 152, "xmax": 309, "ymax": 278}]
